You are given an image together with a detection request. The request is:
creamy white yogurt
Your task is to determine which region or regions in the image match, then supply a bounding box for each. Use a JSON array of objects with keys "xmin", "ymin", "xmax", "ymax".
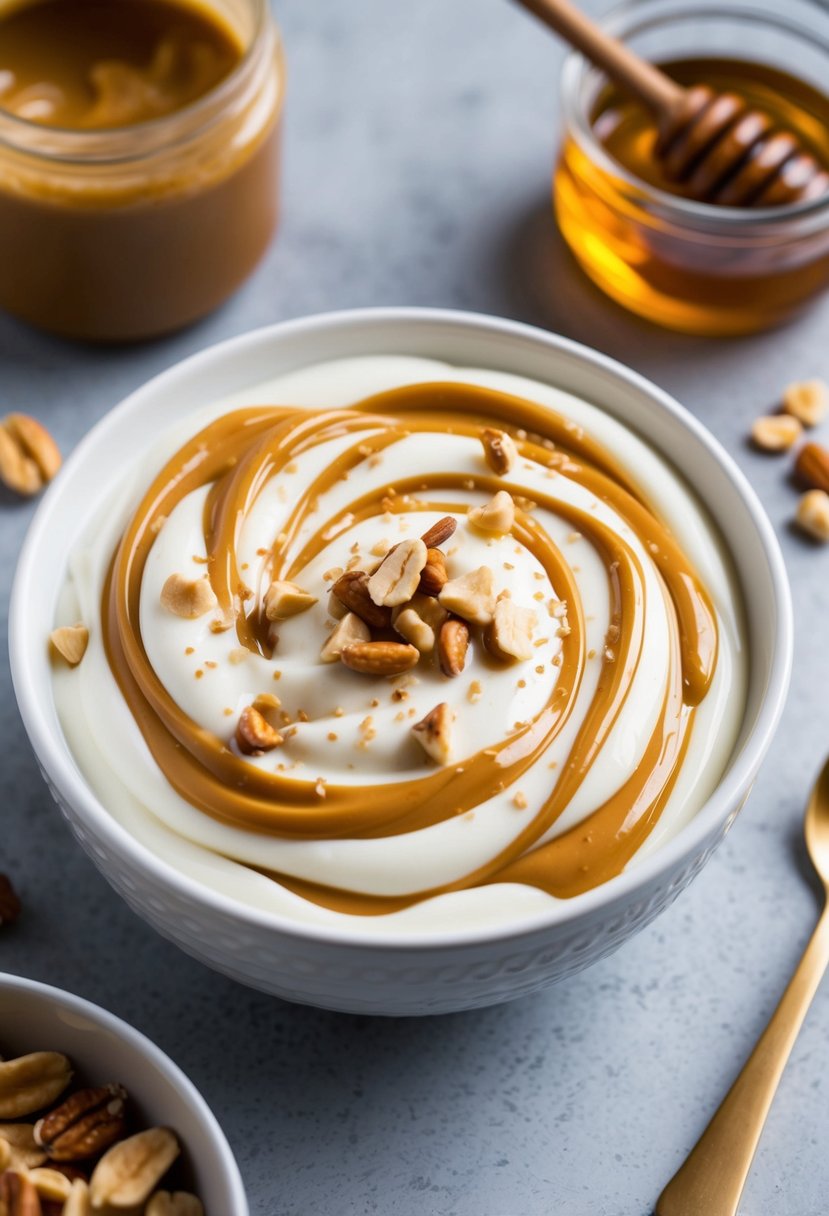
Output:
[{"xmin": 53, "ymin": 356, "xmax": 746, "ymax": 934}]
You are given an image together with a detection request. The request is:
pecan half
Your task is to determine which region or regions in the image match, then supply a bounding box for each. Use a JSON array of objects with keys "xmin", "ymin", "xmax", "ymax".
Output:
[
  {"xmin": 420, "ymin": 516, "xmax": 457, "ymax": 549},
  {"xmin": 437, "ymin": 618, "xmax": 470, "ymax": 677},
  {"xmin": 89, "ymin": 1128, "xmax": 179, "ymax": 1210},
  {"xmin": 340, "ymin": 641, "xmax": 419, "ymax": 676},
  {"xmin": 0, "ymin": 1055, "xmax": 72, "ymax": 1121},
  {"xmin": 331, "ymin": 571, "xmax": 391, "ymax": 629},
  {"xmin": 0, "ymin": 875, "xmax": 21, "ymax": 927},
  {"xmin": 34, "ymin": 1084, "xmax": 126, "ymax": 1162}
]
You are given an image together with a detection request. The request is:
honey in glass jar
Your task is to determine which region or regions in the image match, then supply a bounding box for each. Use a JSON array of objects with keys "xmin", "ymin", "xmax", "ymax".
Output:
[{"xmin": 554, "ymin": 0, "xmax": 829, "ymax": 336}]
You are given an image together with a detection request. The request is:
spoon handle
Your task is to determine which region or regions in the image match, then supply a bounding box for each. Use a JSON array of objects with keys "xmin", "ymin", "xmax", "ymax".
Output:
[
  {"xmin": 657, "ymin": 907, "xmax": 829, "ymax": 1216},
  {"xmin": 511, "ymin": 0, "xmax": 684, "ymax": 115}
]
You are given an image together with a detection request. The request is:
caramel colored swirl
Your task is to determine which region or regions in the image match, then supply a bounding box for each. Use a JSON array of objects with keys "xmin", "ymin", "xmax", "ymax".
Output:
[{"xmin": 100, "ymin": 379, "xmax": 723, "ymax": 915}]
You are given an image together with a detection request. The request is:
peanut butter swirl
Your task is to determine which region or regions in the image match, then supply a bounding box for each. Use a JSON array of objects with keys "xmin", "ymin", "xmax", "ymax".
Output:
[{"xmin": 102, "ymin": 380, "xmax": 719, "ymax": 913}]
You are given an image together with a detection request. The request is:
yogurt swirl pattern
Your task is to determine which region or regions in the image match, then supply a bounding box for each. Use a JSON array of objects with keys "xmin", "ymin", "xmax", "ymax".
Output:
[{"xmin": 90, "ymin": 368, "xmax": 740, "ymax": 920}]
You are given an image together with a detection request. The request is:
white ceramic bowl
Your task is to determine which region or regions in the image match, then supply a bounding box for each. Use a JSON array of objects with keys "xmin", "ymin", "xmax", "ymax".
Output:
[
  {"xmin": 0, "ymin": 973, "xmax": 248, "ymax": 1211},
  {"xmin": 10, "ymin": 309, "xmax": 792, "ymax": 1016}
]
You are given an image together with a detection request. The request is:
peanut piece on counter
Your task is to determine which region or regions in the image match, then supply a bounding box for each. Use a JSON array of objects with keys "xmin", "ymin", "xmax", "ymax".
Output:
[
  {"xmin": 750, "ymin": 414, "xmax": 802, "ymax": 452},
  {"xmin": 49, "ymin": 624, "xmax": 89, "ymax": 668},
  {"xmin": 795, "ymin": 489, "xmax": 829, "ymax": 542},
  {"xmin": 0, "ymin": 413, "xmax": 61, "ymax": 497},
  {"xmin": 783, "ymin": 378, "xmax": 829, "ymax": 427},
  {"xmin": 794, "ymin": 441, "xmax": 829, "ymax": 494}
]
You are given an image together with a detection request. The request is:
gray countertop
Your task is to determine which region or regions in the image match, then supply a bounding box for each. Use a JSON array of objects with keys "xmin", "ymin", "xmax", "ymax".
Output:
[{"xmin": 2, "ymin": 1, "xmax": 828, "ymax": 1212}]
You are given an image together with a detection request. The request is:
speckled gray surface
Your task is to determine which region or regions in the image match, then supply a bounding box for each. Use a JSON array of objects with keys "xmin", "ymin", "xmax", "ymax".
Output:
[{"xmin": 2, "ymin": 1, "xmax": 829, "ymax": 1212}]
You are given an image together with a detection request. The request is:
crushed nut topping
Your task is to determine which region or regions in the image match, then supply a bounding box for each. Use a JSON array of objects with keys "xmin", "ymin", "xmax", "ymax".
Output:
[
  {"xmin": 160, "ymin": 573, "xmax": 218, "ymax": 619},
  {"xmin": 439, "ymin": 566, "xmax": 496, "ymax": 625},
  {"xmin": 236, "ymin": 705, "xmax": 284, "ymax": 754},
  {"xmin": 480, "ymin": 427, "xmax": 517, "ymax": 475},
  {"xmin": 264, "ymin": 580, "xmax": 318, "ymax": 620},
  {"xmin": 467, "ymin": 490, "xmax": 515, "ymax": 535},
  {"xmin": 411, "ymin": 702, "xmax": 453, "ymax": 765},
  {"xmin": 485, "ymin": 598, "xmax": 537, "ymax": 662},
  {"xmin": 367, "ymin": 538, "xmax": 428, "ymax": 607},
  {"xmin": 320, "ymin": 612, "xmax": 370, "ymax": 663},
  {"xmin": 393, "ymin": 606, "xmax": 436, "ymax": 653},
  {"xmin": 49, "ymin": 624, "xmax": 89, "ymax": 668}
]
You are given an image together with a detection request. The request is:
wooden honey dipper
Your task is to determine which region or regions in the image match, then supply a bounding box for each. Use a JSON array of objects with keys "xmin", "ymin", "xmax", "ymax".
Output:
[{"xmin": 515, "ymin": 0, "xmax": 829, "ymax": 206}]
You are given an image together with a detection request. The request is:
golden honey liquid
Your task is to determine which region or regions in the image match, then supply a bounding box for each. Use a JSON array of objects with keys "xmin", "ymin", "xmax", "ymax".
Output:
[{"xmin": 555, "ymin": 58, "xmax": 829, "ymax": 335}]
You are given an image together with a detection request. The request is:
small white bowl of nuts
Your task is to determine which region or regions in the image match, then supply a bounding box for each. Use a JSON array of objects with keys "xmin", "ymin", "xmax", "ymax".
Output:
[{"xmin": 0, "ymin": 973, "xmax": 247, "ymax": 1215}]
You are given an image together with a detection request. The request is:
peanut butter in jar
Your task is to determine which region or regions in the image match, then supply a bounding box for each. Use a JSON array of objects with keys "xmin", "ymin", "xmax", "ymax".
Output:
[{"xmin": 0, "ymin": 0, "xmax": 284, "ymax": 341}]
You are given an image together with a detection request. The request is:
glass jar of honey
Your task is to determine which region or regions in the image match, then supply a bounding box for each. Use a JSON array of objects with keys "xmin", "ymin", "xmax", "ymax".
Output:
[
  {"xmin": 0, "ymin": 0, "xmax": 283, "ymax": 342},
  {"xmin": 554, "ymin": 0, "xmax": 829, "ymax": 335}
]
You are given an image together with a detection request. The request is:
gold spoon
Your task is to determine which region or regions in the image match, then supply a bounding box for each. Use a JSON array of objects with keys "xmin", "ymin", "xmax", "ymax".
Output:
[{"xmin": 657, "ymin": 757, "xmax": 829, "ymax": 1215}]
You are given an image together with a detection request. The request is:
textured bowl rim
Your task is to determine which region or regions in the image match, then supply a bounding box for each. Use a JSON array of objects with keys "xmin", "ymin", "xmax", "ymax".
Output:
[
  {"xmin": 0, "ymin": 972, "xmax": 249, "ymax": 1213},
  {"xmin": 10, "ymin": 307, "xmax": 793, "ymax": 952}
]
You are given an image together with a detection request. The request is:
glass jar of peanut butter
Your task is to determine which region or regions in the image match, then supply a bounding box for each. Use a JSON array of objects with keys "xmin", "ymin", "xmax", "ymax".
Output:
[{"xmin": 0, "ymin": 0, "xmax": 283, "ymax": 341}]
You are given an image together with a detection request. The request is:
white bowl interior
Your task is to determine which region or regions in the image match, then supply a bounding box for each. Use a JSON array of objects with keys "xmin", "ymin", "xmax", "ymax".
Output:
[
  {"xmin": 10, "ymin": 309, "xmax": 791, "ymax": 948},
  {"xmin": 0, "ymin": 975, "xmax": 247, "ymax": 1212}
]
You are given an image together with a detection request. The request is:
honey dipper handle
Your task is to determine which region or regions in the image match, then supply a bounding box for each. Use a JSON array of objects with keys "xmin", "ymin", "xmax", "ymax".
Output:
[
  {"xmin": 512, "ymin": 0, "xmax": 684, "ymax": 116},
  {"xmin": 656, "ymin": 907, "xmax": 829, "ymax": 1216}
]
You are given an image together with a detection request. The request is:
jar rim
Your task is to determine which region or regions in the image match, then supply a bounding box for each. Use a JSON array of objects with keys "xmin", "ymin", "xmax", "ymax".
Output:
[
  {"xmin": 0, "ymin": 0, "xmax": 276, "ymax": 164},
  {"xmin": 560, "ymin": 0, "xmax": 829, "ymax": 231}
]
